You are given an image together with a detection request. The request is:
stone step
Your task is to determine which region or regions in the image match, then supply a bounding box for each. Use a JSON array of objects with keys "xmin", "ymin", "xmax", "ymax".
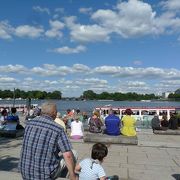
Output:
[{"xmin": 83, "ymin": 132, "xmax": 138, "ymax": 145}]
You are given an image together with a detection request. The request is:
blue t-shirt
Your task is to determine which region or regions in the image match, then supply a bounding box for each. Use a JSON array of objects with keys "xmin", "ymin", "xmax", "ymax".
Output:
[
  {"xmin": 7, "ymin": 115, "xmax": 19, "ymax": 122},
  {"xmin": 105, "ymin": 114, "xmax": 120, "ymax": 135}
]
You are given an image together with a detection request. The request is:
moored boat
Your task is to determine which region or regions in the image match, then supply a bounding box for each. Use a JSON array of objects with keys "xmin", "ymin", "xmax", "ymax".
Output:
[
  {"xmin": 0, "ymin": 104, "xmax": 38, "ymax": 112},
  {"xmin": 94, "ymin": 105, "xmax": 180, "ymax": 129}
]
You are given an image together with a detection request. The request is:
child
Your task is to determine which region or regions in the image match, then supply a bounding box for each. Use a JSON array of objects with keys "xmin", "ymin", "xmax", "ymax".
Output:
[{"xmin": 75, "ymin": 143, "xmax": 108, "ymax": 180}]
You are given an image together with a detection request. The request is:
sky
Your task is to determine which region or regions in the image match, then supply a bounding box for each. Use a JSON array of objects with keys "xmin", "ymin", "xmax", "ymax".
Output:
[{"xmin": 0, "ymin": 0, "xmax": 180, "ymax": 97}]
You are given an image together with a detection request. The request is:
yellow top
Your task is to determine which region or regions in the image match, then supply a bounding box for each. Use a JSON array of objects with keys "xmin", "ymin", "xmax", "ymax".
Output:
[
  {"xmin": 121, "ymin": 115, "xmax": 136, "ymax": 136},
  {"xmin": 55, "ymin": 117, "xmax": 66, "ymax": 132}
]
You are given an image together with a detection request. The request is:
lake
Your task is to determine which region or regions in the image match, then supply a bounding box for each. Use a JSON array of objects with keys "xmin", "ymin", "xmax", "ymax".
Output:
[{"xmin": 1, "ymin": 99, "xmax": 180, "ymax": 115}]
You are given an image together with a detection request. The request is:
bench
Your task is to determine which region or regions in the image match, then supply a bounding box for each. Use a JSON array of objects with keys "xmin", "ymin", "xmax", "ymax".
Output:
[
  {"xmin": 0, "ymin": 129, "xmax": 24, "ymax": 138},
  {"xmin": 83, "ymin": 133, "xmax": 138, "ymax": 145},
  {"xmin": 153, "ymin": 129, "xmax": 180, "ymax": 135}
]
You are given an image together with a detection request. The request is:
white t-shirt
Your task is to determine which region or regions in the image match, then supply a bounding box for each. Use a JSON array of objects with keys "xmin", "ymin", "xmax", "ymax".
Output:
[
  {"xmin": 79, "ymin": 158, "xmax": 106, "ymax": 180},
  {"xmin": 70, "ymin": 121, "xmax": 83, "ymax": 136}
]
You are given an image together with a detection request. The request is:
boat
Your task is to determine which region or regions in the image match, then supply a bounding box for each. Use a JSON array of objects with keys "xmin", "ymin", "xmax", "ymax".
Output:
[
  {"xmin": 0, "ymin": 103, "xmax": 38, "ymax": 112},
  {"xmin": 94, "ymin": 105, "xmax": 180, "ymax": 129}
]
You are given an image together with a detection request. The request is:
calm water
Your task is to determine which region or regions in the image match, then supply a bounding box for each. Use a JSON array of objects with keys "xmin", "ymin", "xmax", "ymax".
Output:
[
  {"xmin": 1, "ymin": 99, "xmax": 180, "ymax": 129},
  {"xmin": 1, "ymin": 99, "xmax": 180, "ymax": 114}
]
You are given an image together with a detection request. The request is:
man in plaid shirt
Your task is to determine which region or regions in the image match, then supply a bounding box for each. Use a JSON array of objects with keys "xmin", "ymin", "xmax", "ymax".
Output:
[{"xmin": 19, "ymin": 102, "xmax": 77, "ymax": 180}]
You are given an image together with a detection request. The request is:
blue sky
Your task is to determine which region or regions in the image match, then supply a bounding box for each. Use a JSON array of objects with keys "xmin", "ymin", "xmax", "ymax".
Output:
[{"xmin": 0, "ymin": 0, "xmax": 180, "ymax": 97}]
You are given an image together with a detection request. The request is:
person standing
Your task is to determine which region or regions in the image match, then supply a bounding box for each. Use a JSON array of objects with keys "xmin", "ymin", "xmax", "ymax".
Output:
[
  {"xmin": 104, "ymin": 109, "xmax": 121, "ymax": 136},
  {"xmin": 19, "ymin": 102, "xmax": 77, "ymax": 180}
]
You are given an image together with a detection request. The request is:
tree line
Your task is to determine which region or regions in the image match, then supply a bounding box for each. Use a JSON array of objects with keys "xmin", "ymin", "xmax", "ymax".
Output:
[
  {"xmin": 0, "ymin": 89, "xmax": 62, "ymax": 99},
  {"xmin": 168, "ymin": 88, "xmax": 180, "ymax": 101},
  {"xmin": 0, "ymin": 88, "xmax": 179, "ymax": 101},
  {"xmin": 81, "ymin": 90, "xmax": 158, "ymax": 101}
]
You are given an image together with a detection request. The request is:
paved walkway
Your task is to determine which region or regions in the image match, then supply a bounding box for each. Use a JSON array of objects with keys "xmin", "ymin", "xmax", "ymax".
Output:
[{"xmin": 0, "ymin": 130, "xmax": 180, "ymax": 180}]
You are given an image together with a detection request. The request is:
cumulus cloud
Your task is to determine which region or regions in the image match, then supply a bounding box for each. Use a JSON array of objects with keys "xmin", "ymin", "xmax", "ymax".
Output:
[
  {"xmin": 45, "ymin": 20, "xmax": 64, "ymax": 38},
  {"xmin": 0, "ymin": 64, "xmax": 179, "ymax": 96},
  {"xmin": 0, "ymin": 76, "xmax": 17, "ymax": 83},
  {"xmin": 15, "ymin": 25, "xmax": 44, "ymax": 38},
  {"xmin": 31, "ymin": 64, "xmax": 72, "ymax": 76},
  {"xmin": 64, "ymin": 16, "xmax": 110, "ymax": 42},
  {"xmin": 75, "ymin": 78, "xmax": 107, "ymax": 86},
  {"xmin": 126, "ymin": 81, "xmax": 147, "ymax": 87},
  {"xmin": 160, "ymin": 0, "xmax": 180, "ymax": 10},
  {"xmin": 93, "ymin": 66, "xmax": 180, "ymax": 79},
  {"xmin": 92, "ymin": 0, "xmax": 157, "ymax": 38},
  {"xmin": 33, "ymin": 6, "xmax": 50, "ymax": 14},
  {"xmin": 0, "ymin": 64, "xmax": 28, "ymax": 73},
  {"xmin": 72, "ymin": 64, "xmax": 90, "ymax": 72},
  {"xmin": 52, "ymin": 45, "xmax": 86, "ymax": 54}
]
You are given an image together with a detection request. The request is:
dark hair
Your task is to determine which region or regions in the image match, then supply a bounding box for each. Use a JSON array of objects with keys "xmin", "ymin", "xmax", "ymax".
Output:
[
  {"xmin": 11, "ymin": 107, "xmax": 17, "ymax": 114},
  {"xmin": 91, "ymin": 143, "xmax": 108, "ymax": 162},
  {"xmin": 125, "ymin": 108, "xmax": 133, "ymax": 115},
  {"xmin": 1, "ymin": 109, "xmax": 7, "ymax": 116}
]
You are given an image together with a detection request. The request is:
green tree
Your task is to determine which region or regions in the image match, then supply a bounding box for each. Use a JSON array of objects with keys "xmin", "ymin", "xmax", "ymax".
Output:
[{"xmin": 83, "ymin": 90, "xmax": 97, "ymax": 100}]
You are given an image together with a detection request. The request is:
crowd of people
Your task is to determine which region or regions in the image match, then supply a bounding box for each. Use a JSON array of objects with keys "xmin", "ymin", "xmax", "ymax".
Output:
[
  {"xmin": 18, "ymin": 102, "xmax": 119, "ymax": 180},
  {"xmin": 3, "ymin": 101, "xmax": 179, "ymax": 179},
  {"xmin": 151, "ymin": 113, "xmax": 180, "ymax": 132},
  {"xmin": 88, "ymin": 108, "xmax": 136, "ymax": 137},
  {"xmin": 24, "ymin": 105, "xmax": 137, "ymax": 139},
  {"xmin": 0, "ymin": 107, "xmax": 24, "ymax": 131}
]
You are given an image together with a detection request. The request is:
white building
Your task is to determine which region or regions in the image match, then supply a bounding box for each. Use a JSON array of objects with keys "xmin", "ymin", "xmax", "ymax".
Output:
[{"xmin": 162, "ymin": 91, "xmax": 174, "ymax": 98}]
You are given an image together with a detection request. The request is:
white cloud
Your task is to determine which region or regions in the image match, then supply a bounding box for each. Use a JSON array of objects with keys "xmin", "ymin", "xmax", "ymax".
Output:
[
  {"xmin": 0, "ymin": 64, "xmax": 179, "ymax": 96},
  {"xmin": 15, "ymin": 25, "xmax": 44, "ymax": 38},
  {"xmin": 0, "ymin": 76, "xmax": 17, "ymax": 83},
  {"xmin": 126, "ymin": 81, "xmax": 147, "ymax": 87},
  {"xmin": 79, "ymin": 7, "xmax": 92, "ymax": 14},
  {"xmin": 72, "ymin": 64, "xmax": 90, "ymax": 72},
  {"xmin": 45, "ymin": 20, "xmax": 64, "ymax": 38},
  {"xmin": 93, "ymin": 66, "xmax": 180, "ymax": 79},
  {"xmin": 0, "ymin": 64, "xmax": 28, "ymax": 73},
  {"xmin": 0, "ymin": 21, "xmax": 13, "ymax": 39},
  {"xmin": 31, "ymin": 64, "xmax": 72, "ymax": 76},
  {"xmin": 65, "ymin": 16, "xmax": 110, "ymax": 42},
  {"xmin": 53, "ymin": 8, "xmax": 65, "ymax": 19},
  {"xmin": 52, "ymin": 45, "xmax": 86, "ymax": 54},
  {"xmin": 75, "ymin": 78, "xmax": 107, "ymax": 86},
  {"xmin": 55, "ymin": 8, "xmax": 64, "ymax": 14},
  {"xmin": 92, "ymin": 0, "xmax": 157, "ymax": 38},
  {"xmin": 33, "ymin": 6, "xmax": 50, "ymax": 14},
  {"xmin": 160, "ymin": 0, "xmax": 180, "ymax": 10}
]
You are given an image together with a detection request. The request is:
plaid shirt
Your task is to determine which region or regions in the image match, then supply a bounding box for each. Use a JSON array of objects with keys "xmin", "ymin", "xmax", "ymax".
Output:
[{"xmin": 19, "ymin": 115, "xmax": 72, "ymax": 180}]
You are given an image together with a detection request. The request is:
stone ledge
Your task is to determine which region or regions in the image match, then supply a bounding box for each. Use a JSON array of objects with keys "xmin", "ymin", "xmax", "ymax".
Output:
[
  {"xmin": 0, "ymin": 129, "xmax": 24, "ymax": 138},
  {"xmin": 83, "ymin": 133, "xmax": 138, "ymax": 145},
  {"xmin": 153, "ymin": 129, "xmax": 180, "ymax": 135}
]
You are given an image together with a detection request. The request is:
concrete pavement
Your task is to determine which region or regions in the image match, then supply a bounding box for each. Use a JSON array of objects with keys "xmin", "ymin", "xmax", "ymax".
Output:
[{"xmin": 0, "ymin": 130, "xmax": 180, "ymax": 180}]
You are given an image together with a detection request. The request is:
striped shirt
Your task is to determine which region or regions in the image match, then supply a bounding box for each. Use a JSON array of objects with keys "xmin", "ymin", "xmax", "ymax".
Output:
[
  {"xmin": 79, "ymin": 158, "xmax": 106, "ymax": 180},
  {"xmin": 19, "ymin": 115, "xmax": 72, "ymax": 180}
]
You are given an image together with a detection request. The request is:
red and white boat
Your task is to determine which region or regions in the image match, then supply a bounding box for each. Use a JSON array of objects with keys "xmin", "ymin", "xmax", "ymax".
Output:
[{"xmin": 94, "ymin": 105, "xmax": 180, "ymax": 128}]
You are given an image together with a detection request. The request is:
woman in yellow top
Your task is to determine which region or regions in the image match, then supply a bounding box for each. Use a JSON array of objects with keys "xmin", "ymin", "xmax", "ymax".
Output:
[{"xmin": 121, "ymin": 108, "xmax": 136, "ymax": 136}]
